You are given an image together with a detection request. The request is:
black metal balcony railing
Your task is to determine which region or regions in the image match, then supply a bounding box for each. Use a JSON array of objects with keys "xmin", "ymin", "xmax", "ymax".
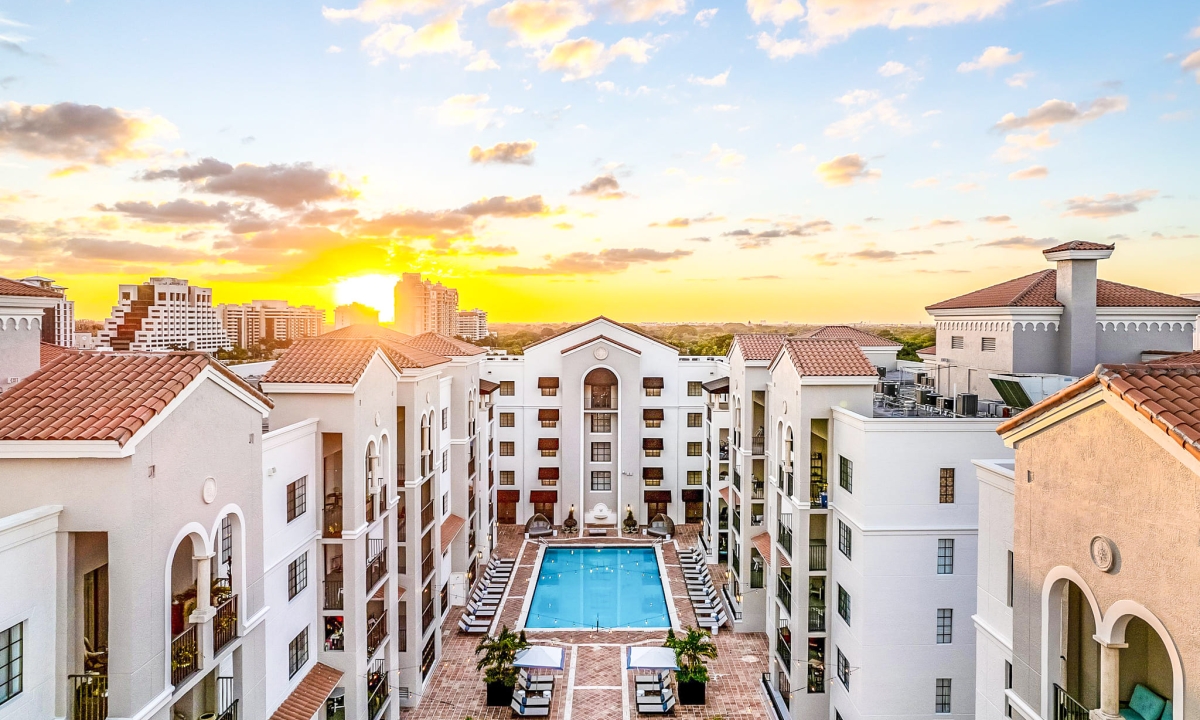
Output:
[
  {"xmin": 69, "ymin": 673, "xmax": 107, "ymax": 720},
  {"xmin": 324, "ymin": 503, "xmax": 343, "ymax": 539},
  {"xmin": 808, "ymin": 664, "xmax": 825, "ymax": 694},
  {"xmin": 783, "ymin": 472, "xmax": 794, "ymax": 498},
  {"xmin": 809, "ymin": 605, "xmax": 826, "ymax": 632},
  {"xmin": 777, "ymin": 576, "xmax": 792, "ymax": 610},
  {"xmin": 422, "ymin": 600, "xmax": 435, "ymax": 632},
  {"xmin": 752, "ymin": 480, "xmax": 765, "ymax": 499},
  {"xmin": 421, "ymin": 551, "xmax": 434, "ymax": 580},
  {"xmin": 810, "ymin": 540, "xmax": 827, "ymax": 571},
  {"xmin": 366, "ymin": 540, "xmax": 387, "ymax": 593},
  {"xmin": 367, "ymin": 609, "xmax": 389, "ymax": 658},
  {"xmin": 732, "ymin": 510, "xmax": 741, "ymax": 533},
  {"xmin": 170, "ymin": 624, "xmax": 200, "ymax": 686},
  {"xmin": 719, "ymin": 448, "xmax": 729, "ymax": 460},
  {"xmin": 777, "ymin": 517, "xmax": 793, "ymax": 556},
  {"xmin": 810, "ymin": 481, "xmax": 828, "ymax": 509},
  {"xmin": 776, "ymin": 629, "xmax": 791, "ymax": 669},
  {"xmin": 217, "ymin": 676, "xmax": 237, "ymax": 720},
  {"xmin": 733, "ymin": 470, "xmax": 742, "ymax": 491},
  {"xmin": 378, "ymin": 484, "xmax": 387, "ymax": 517},
  {"xmin": 217, "ymin": 699, "xmax": 238, "ymax": 720},
  {"xmin": 421, "ymin": 501, "xmax": 434, "ymax": 529},
  {"xmin": 367, "ymin": 660, "xmax": 388, "ymax": 720},
  {"xmin": 397, "ymin": 622, "xmax": 408, "ymax": 653},
  {"xmin": 324, "ymin": 579, "xmax": 344, "ymax": 610},
  {"xmin": 469, "ymin": 491, "xmax": 477, "ymax": 518},
  {"xmin": 1054, "ymin": 684, "xmax": 1089, "ymax": 720},
  {"xmin": 751, "ymin": 437, "xmax": 765, "ymax": 455},
  {"xmin": 213, "ymin": 594, "xmax": 238, "ymax": 655},
  {"xmin": 762, "ymin": 673, "xmax": 789, "ymax": 720}
]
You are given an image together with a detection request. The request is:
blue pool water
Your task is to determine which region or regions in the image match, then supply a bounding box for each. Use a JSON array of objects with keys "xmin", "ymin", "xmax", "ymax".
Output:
[{"xmin": 525, "ymin": 546, "xmax": 669, "ymax": 629}]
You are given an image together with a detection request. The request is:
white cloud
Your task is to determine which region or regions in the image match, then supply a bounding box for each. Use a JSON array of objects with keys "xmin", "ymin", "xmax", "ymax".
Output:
[
  {"xmin": 1005, "ymin": 71, "xmax": 1035, "ymax": 88},
  {"xmin": 689, "ymin": 69, "xmax": 730, "ymax": 86},
  {"xmin": 958, "ymin": 46, "xmax": 1022, "ymax": 72},
  {"xmin": 789, "ymin": 143, "xmax": 806, "ymax": 153},
  {"xmin": 466, "ymin": 50, "xmax": 501, "ymax": 71},
  {"xmin": 1009, "ymin": 165, "xmax": 1048, "ymax": 180},
  {"xmin": 826, "ymin": 98, "xmax": 908, "ymax": 139},
  {"xmin": 487, "ymin": 0, "xmax": 592, "ymax": 47},
  {"xmin": 435, "ymin": 93, "xmax": 497, "ymax": 128},
  {"xmin": 327, "ymin": 45, "xmax": 344, "ymax": 53},
  {"xmin": 910, "ymin": 176, "xmax": 939, "ymax": 187},
  {"xmin": 596, "ymin": 80, "xmax": 616, "ymax": 92},
  {"xmin": 922, "ymin": 109, "xmax": 942, "ymax": 117},
  {"xmin": 1062, "ymin": 189, "xmax": 1157, "ymax": 219},
  {"xmin": 993, "ymin": 96, "xmax": 1128, "ymax": 131},
  {"xmin": 600, "ymin": 0, "xmax": 687, "ymax": 22},
  {"xmin": 747, "ymin": 0, "xmax": 805, "ymax": 26},
  {"xmin": 323, "ymin": 0, "xmax": 452, "ymax": 22},
  {"xmin": 954, "ymin": 181, "xmax": 980, "ymax": 192},
  {"xmin": 1190, "ymin": 25, "xmax": 1200, "ymax": 39},
  {"xmin": 1183, "ymin": 49, "xmax": 1200, "ymax": 82},
  {"xmin": 836, "ymin": 89, "xmax": 879, "ymax": 105},
  {"xmin": 815, "ymin": 153, "xmax": 880, "ymax": 187},
  {"xmin": 993, "ymin": 130, "xmax": 1058, "ymax": 162},
  {"xmin": 707, "ymin": 143, "xmax": 745, "ymax": 167},
  {"xmin": 695, "ymin": 8, "xmax": 718, "ymax": 25},
  {"xmin": 361, "ymin": 10, "xmax": 474, "ymax": 59},
  {"xmin": 539, "ymin": 36, "xmax": 651, "ymax": 80},
  {"xmin": 878, "ymin": 60, "xmax": 909, "ymax": 77}
]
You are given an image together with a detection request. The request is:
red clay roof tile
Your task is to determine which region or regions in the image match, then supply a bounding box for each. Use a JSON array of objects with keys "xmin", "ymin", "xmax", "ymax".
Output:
[
  {"xmin": 440, "ymin": 513, "xmax": 466, "ymax": 555},
  {"xmin": 797, "ymin": 325, "xmax": 901, "ymax": 347},
  {"xmin": 732, "ymin": 334, "xmax": 788, "ymax": 361},
  {"xmin": 781, "ymin": 338, "xmax": 879, "ymax": 377},
  {"xmin": 926, "ymin": 269, "xmax": 1200, "ymax": 311},
  {"xmin": 404, "ymin": 331, "xmax": 487, "ymax": 356},
  {"xmin": 263, "ymin": 336, "xmax": 449, "ymax": 384},
  {"xmin": 39, "ymin": 342, "xmax": 78, "ymax": 366},
  {"xmin": 0, "ymin": 276, "xmax": 63, "ymax": 298},
  {"xmin": 268, "ymin": 662, "xmax": 343, "ymax": 720},
  {"xmin": 1042, "ymin": 241, "xmax": 1115, "ymax": 253}
]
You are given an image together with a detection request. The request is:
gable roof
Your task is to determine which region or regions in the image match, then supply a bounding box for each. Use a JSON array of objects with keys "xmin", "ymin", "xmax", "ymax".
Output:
[
  {"xmin": 0, "ymin": 352, "xmax": 271, "ymax": 446},
  {"xmin": 404, "ymin": 331, "xmax": 486, "ymax": 357},
  {"xmin": 40, "ymin": 342, "xmax": 79, "ymax": 366},
  {"xmin": 917, "ymin": 345, "xmax": 936, "ymax": 356},
  {"xmin": 560, "ymin": 334, "xmax": 642, "ymax": 356},
  {"xmin": 0, "ymin": 276, "xmax": 62, "ymax": 299},
  {"xmin": 926, "ymin": 269, "xmax": 1200, "ymax": 311},
  {"xmin": 262, "ymin": 336, "xmax": 449, "ymax": 385},
  {"xmin": 998, "ymin": 362, "xmax": 1200, "ymax": 464},
  {"xmin": 269, "ymin": 662, "xmax": 344, "ymax": 720},
  {"xmin": 798, "ymin": 325, "xmax": 901, "ymax": 348},
  {"xmin": 523, "ymin": 316, "xmax": 679, "ymax": 352},
  {"xmin": 321, "ymin": 324, "xmax": 411, "ymax": 343},
  {"xmin": 779, "ymin": 338, "xmax": 878, "ymax": 377},
  {"xmin": 731, "ymin": 334, "xmax": 788, "ymax": 361}
]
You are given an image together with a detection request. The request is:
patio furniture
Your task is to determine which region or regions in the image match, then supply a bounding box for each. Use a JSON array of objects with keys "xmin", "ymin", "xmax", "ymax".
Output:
[
  {"xmin": 586, "ymin": 527, "xmax": 608, "ymax": 536},
  {"xmin": 646, "ymin": 513, "xmax": 675, "ymax": 539},
  {"xmin": 467, "ymin": 604, "xmax": 497, "ymax": 617},
  {"xmin": 458, "ymin": 616, "xmax": 491, "ymax": 633},
  {"xmin": 525, "ymin": 514, "xmax": 555, "ymax": 539},
  {"xmin": 510, "ymin": 690, "xmax": 551, "ymax": 717},
  {"xmin": 637, "ymin": 688, "xmax": 677, "ymax": 714}
]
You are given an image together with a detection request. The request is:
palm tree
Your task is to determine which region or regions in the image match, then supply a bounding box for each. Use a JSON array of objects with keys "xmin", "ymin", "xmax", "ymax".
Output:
[
  {"xmin": 664, "ymin": 626, "xmax": 718, "ymax": 684},
  {"xmin": 475, "ymin": 626, "xmax": 530, "ymax": 689}
]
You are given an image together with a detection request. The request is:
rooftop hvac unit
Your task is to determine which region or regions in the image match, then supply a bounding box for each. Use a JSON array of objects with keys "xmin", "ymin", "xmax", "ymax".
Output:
[
  {"xmin": 956, "ymin": 393, "xmax": 978, "ymax": 417},
  {"xmin": 919, "ymin": 389, "xmax": 937, "ymax": 406},
  {"xmin": 940, "ymin": 397, "xmax": 956, "ymax": 412},
  {"xmin": 876, "ymin": 366, "xmax": 887, "ymax": 378},
  {"xmin": 882, "ymin": 381, "xmax": 898, "ymax": 398},
  {"xmin": 914, "ymin": 372, "xmax": 927, "ymax": 385}
]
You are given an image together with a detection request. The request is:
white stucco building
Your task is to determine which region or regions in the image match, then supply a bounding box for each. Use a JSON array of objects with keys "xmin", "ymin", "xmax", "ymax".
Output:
[{"xmin": 98, "ymin": 277, "xmax": 231, "ymax": 352}]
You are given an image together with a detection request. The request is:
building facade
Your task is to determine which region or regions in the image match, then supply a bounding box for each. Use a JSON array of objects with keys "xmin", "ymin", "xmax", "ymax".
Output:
[
  {"xmin": 393, "ymin": 274, "xmax": 459, "ymax": 337},
  {"xmin": 0, "ymin": 277, "xmax": 63, "ymax": 393},
  {"xmin": 456, "ymin": 308, "xmax": 489, "ymax": 341},
  {"xmin": 98, "ymin": 277, "xmax": 231, "ymax": 352},
  {"xmin": 333, "ymin": 303, "xmax": 379, "ymax": 330},
  {"xmin": 19, "ymin": 276, "xmax": 74, "ymax": 348},
  {"xmin": 218, "ymin": 300, "xmax": 325, "ymax": 348}
]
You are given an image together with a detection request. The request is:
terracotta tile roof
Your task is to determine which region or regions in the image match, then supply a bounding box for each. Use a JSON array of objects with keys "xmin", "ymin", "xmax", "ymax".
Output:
[
  {"xmin": 525, "ymin": 316, "xmax": 679, "ymax": 352},
  {"xmin": 321, "ymin": 324, "xmax": 411, "ymax": 342},
  {"xmin": 926, "ymin": 270, "xmax": 1200, "ymax": 311},
  {"xmin": 479, "ymin": 378, "xmax": 500, "ymax": 394},
  {"xmin": 798, "ymin": 325, "xmax": 901, "ymax": 347},
  {"xmin": 1043, "ymin": 240, "xmax": 1115, "ymax": 253},
  {"xmin": 1151, "ymin": 351, "xmax": 1200, "ymax": 365},
  {"xmin": 751, "ymin": 533, "xmax": 773, "ymax": 566},
  {"xmin": 263, "ymin": 336, "xmax": 449, "ymax": 384},
  {"xmin": 40, "ymin": 342, "xmax": 79, "ymax": 366},
  {"xmin": 404, "ymin": 331, "xmax": 487, "ymax": 356},
  {"xmin": 718, "ymin": 486, "xmax": 730, "ymax": 504},
  {"xmin": 917, "ymin": 345, "xmax": 936, "ymax": 356},
  {"xmin": 781, "ymin": 338, "xmax": 878, "ymax": 377},
  {"xmin": 269, "ymin": 662, "xmax": 343, "ymax": 720},
  {"xmin": 998, "ymin": 361, "xmax": 1200, "ymax": 464},
  {"xmin": 0, "ymin": 276, "xmax": 62, "ymax": 298},
  {"xmin": 0, "ymin": 352, "xmax": 270, "ymax": 446},
  {"xmin": 440, "ymin": 513, "xmax": 466, "ymax": 554},
  {"xmin": 732, "ymin": 334, "xmax": 787, "ymax": 361}
]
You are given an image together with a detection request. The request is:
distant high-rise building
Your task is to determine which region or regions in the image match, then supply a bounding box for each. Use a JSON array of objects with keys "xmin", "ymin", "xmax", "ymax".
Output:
[
  {"xmin": 393, "ymin": 273, "xmax": 459, "ymax": 336},
  {"xmin": 218, "ymin": 300, "xmax": 325, "ymax": 348},
  {"xmin": 333, "ymin": 302, "xmax": 379, "ymax": 329},
  {"xmin": 19, "ymin": 276, "xmax": 74, "ymax": 348},
  {"xmin": 456, "ymin": 308, "xmax": 489, "ymax": 340},
  {"xmin": 98, "ymin": 277, "xmax": 230, "ymax": 352}
]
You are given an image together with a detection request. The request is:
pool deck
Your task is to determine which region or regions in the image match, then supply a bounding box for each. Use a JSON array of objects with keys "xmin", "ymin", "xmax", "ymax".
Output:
[
  {"xmin": 405, "ymin": 524, "xmax": 772, "ymax": 719},
  {"xmin": 521, "ymin": 544, "xmax": 673, "ymax": 631}
]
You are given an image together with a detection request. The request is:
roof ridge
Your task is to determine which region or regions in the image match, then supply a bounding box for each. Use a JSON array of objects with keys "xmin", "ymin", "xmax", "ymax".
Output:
[{"xmin": 1007, "ymin": 269, "xmax": 1055, "ymax": 306}]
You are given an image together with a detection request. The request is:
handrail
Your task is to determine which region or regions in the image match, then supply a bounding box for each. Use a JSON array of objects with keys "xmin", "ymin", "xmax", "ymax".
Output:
[{"xmin": 69, "ymin": 673, "xmax": 108, "ymax": 720}]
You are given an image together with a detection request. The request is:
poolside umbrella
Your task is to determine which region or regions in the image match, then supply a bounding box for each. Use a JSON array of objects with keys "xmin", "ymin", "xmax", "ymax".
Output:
[
  {"xmin": 625, "ymin": 646, "xmax": 679, "ymax": 671},
  {"xmin": 514, "ymin": 646, "xmax": 566, "ymax": 670}
]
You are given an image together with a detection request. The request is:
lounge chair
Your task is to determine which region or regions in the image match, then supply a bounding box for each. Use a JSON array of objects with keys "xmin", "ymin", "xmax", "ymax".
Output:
[
  {"xmin": 646, "ymin": 513, "xmax": 675, "ymax": 539},
  {"xmin": 637, "ymin": 688, "xmax": 676, "ymax": 714},
  {"xmin": 519, "ymin": 671, "xmax": 554, "ymax": 693},
  {"xmin": 525, "ymin": 513, "xmax": 555, "ymax": 539},
  {"xmin": 458, "ymin": 616, "xmax": 491, "ymax": 633},
  {"xmin": 697, "ymin": 613, "xmax": 724, "ymax": 634},
  {"xmin": 467, "ymin": 604, "xmax": 497, "ymax": 617},
  {"xmin": 635, "ymin": 669, "xmax": 669, "ymax": 686},
  {"xmin": 510, "ymin": 694, "xmax": 550, "ymax": 717}
]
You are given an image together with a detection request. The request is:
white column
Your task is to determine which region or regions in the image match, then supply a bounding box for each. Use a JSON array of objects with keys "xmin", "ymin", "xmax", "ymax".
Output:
[
  {"xmin": 190, "ymin": 553, "xmax": 216, "ymax": 623},
  {"xmin": 1090, "ymin": 639, "xmax": 1126, "ymax": 720}
]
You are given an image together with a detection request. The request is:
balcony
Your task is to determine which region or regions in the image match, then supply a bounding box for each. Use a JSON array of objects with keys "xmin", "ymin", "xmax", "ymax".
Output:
[
  {"xmin": 751, "ymin": 437, "xmax": 765, "ymax": 455},
  {"xmin": 807, "ymin": 663, "xmax": 825, "ymax": 694},
  {"xmin": 733, "ymin": 470, "xmax": 741, "ymax": 492},
  {"xmin": 367, "ymin": 660, "xmax": 389, "ymax": 720},
  {"xmin": 69, "ymin": 673, "xmax": 107, "ymax": 720},
  {"xmin": 732, "ymin": 509, "xmax": 742, "ymax": 533},
  {"xmin": 1054, "ymin": 684, "xmax": 1089, "ymax": 720},
  {"xmin": 810, "ymin": 481, "xmax": 828, "ymax": 509},
  {"xmin": 421, "ymin": 501, "xmax": 434, "ymax": 529},
  {"xmin": 809, "ymin": 541, "xmax": 827, "ymax": 572},
  {"xmin": 421, "ymin": 598, "xmax": 435, "ymax": 632},
  {"xmin": 367, "ymin": 609, "xmax": 389, "ymax": 658},
  {"xmin": 378, "ymin": 485, "xmax": 387, "ymax": 517},
  {"xmin": 366, "ymin": 539, "xmax": 387, "ymax": 593},
  {"xmin": 421, "ymin": 550, "xmax": 434, "ymax": 580},
  {"xmin": 468, "ymin": 457, "xmax": 477, "ymax": 478},
  {"xmin": 469, "ymin": 490, "xmax": 477, "ymax": 518},
  {"xmin": 170, "ymin": 624, "xmax": 200, "ymax": 686},
  {"xmin": 719, "ymin": 448, "xmax": 729, "ymax": 461},
  {"xmin": 213, "ymin": 594, "xmax": 238, "ymax": 655},
  {"xmin": 783, "ymin": 472, "xmax": 794, "ymax": 498},
  {"xmin": 777, "ymin": 516, "xmax": 793, "ymax": 557},
  {"xmin": 776, "ymin": 628, "xmax": 792, "ymax": 670},
  {"xmin": 809, "ymin": 604, "xmax": 826, "ymax": 632},
  {"xmin": 776, "ymin": 575, "xmax": 792, "ymax": 610},
  {"xmin": 752, "ymin": 479, "xmax": 765, "ymax": 499},
  {"xmin": 217, "ymin": 676, "xmax": 237, "ymax": 720},
  {"xmin": 366, "ymin": 491, "xmax": 376, "ymax": 524},
  {"xmin": 324, "ymin": 579, "xmax": 344, "ymax": 610},
  {"xmin": 762, "ymin": 673, "xmax": 790, "ymax": 720},
  {"xmin": 323, "ymin": 501, "xmax": 343, "ymax": 539}
]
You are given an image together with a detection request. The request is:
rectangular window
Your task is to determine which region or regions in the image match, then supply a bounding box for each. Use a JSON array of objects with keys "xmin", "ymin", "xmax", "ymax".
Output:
[
  {"xmin": 838, "ymin": 520, "xmax": 852, "ymax": 560},
  {"xmin": 500, "ymin": 442, "xmax": 514, "ymax": 457},
  {"xmin": 687, "ymin": 442, "xmax": 702, "ymax": 457},
  {"xmin": 687, "ymin": 412, "xmax": 703, "ymax": 428},
  {"xmin": 591, "ymin": 442, "xmax": 612, "ymax": 462},
  {"xmin": 540, "ymin": 449, "xmax": 556, "ymax": 457},
  {"xmin": 541, "ymin": 420, "xmax": 557, "ymax": 428},
  {"xmin": 441, "ymin": 407, "xmax": 449, "ymax": 430},
  {"xmin": 1007, "ymin": 550, "xmax": 1014, "ymax": 607},
  {"xmin": 936, "ymin": 608, "xmax": 953, "ymax": 643},
  {"xmin": 288, "ymin": 552, "xmax": 308, "ymax": 600},
  {"xmin": 935, "ymin": 679, "xmax": 952, "ymax": 713},
  {"xmin": 645, "ymin": 387, "xmax": 662, "ymax": 397},
  {"xmin": 645, "ymin": 418, "xmax": 662, "ymax": 428},
  {"xmin": 442, "ymin": 449, "xmax": 449, "ymax": 469},
  {"xmin": 499, "ymin": 381, "xmax": 515, "ymax": 396},
  {"xmin": 500, "ymin": 471, "xmax": 515, "ymax": 486},
  {"xmin": 837, "ymin": 585, "xmax": 850, "ymax": 626},
  {"xmin": 982, "ymin": 337, "xmax": 997, "ymax": 352},
  {"xmin": 687, "ymin": 471, "xmax": 702, "ymax": 486},
  {"xmin": 938, "ymin": 539, "xmax": 955, "ymax": 574},
  {"xmin": 939, "ymin": 468, "xmax": 955, "ymax": 503},
  {"xmin": 288, "ymin": 627, "xmax": 309, "ymax": 679},
  {"xmin": 541, "ymin": 387, "xmax": 557, "ymax": 396},
  {"xmin": 286, "ymin": 476, "xmax": 307, "ymax": 522},
  {"xmin": 645, "ymin": 448, "xmax": 661, "ymax": 458},
  {"xmin": 950, "ymin": 336, "xmax": 964, "ymax": 350},
  {"xmin": 839, "ymin": 456, "xmax": 852, "ymax": 493},
  {"xmin": 591, "ymin": 471, "xmax": 612, "ymax": 491},
  {"xmin": 0, "ymin": 623, "xmax": 21, "ymax": 705},
  {"xmin": 688, "ymin": 381, "xmax": 703, "ymax": 397},
  {"xmin": 1005, "ymin": 662, "xmax": 1014, "ymax": 718},
  {"xmin": 591, "ymin": 414, "xmax": 612, "ymax": 433},
  {"xmin": 837, "ymin": 648, "xmax": 849, "ymax": 690},
  {"xmin": 500, "ymin": 412, "xmax": 515, "ymax": 427}
]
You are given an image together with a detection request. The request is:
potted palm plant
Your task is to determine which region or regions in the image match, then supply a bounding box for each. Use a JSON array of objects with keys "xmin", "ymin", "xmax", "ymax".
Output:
[
  {"xmin": 664, "ymin": 626, "xmax": 718, "ymax": 705},
  {"xmin": 475, "ymin": 626, "xmax": 529, "ymax": 706},
  {"xmin": 622, "ymin": 506, "xmax": 639, "ymax": 534}
]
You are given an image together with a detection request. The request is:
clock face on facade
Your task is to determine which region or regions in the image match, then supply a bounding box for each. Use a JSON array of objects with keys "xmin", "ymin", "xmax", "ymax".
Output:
[
  {"xmin": 593, "ymin": 347, "xmax": 609, "ymax": 360},
  {"xmin": 1090, "ymin": 536, "xmax": 1116, "ymax": 572}
]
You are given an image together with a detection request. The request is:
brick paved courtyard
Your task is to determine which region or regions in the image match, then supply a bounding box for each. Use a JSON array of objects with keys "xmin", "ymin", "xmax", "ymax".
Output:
[{"xmin": 404, "ymin": 524, "xmax": 771, "ymax": 719}]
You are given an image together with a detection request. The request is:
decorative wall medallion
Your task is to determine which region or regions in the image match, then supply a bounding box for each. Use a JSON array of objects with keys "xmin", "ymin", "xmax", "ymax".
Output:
[
  {"xmin": 1090, "ymin": 536, "xmax": 1116, "ymax": 572},
  {"xmin": 782, "ymin": 401, "xmax": 787, "ymax": 414},
  {"xmin": 593, "ymin": 347, "xmax": 609, "ymax": 360},
  {"xmin": 425, "ymin": 391, "xmax": 431, "ymax": 403},
  {"xmin": 374, "ymin": 412, "xmax": 381, "ymax": 427},
  {"xmin": 201, "ymin": 477, "xmax": 217, "ymax": 504}
]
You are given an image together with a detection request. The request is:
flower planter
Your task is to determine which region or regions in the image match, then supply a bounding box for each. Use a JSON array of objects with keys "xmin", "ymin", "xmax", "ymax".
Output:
[
  {"xmin": 486, "ymin": 681, "xmax": 515, "ymax": 706},
  {"xmin": 678, "ymin": 680, "xmax": 706, "ymax": 705}
]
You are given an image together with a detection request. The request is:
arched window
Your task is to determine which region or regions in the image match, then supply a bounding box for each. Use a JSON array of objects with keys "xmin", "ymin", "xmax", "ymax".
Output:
[{"xmin": 584, "ymin": 367, "xmax": 618, "ymax": 409}]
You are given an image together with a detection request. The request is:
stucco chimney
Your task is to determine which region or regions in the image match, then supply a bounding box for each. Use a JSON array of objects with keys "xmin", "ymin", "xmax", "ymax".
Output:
[{"xmin": 1043, "ymin": 241, "xmax": 1115, "ymax": 377}]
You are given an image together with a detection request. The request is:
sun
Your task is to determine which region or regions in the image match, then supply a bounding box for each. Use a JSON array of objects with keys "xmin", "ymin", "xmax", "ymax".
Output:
[{"xmin": 333, "ymin": 274, "xmax": 399, "ymax": 322}]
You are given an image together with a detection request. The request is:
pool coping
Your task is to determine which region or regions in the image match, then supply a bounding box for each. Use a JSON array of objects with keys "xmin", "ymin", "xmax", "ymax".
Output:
[{"xmin": 516, "ymin": 541, "xmax": 681, "ymax": 632}]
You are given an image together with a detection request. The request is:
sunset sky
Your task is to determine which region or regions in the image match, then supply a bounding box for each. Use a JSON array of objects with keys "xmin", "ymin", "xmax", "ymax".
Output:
[{"xmin": 2, "ymin": 1, "xmax": 1198, "ymax": 323}]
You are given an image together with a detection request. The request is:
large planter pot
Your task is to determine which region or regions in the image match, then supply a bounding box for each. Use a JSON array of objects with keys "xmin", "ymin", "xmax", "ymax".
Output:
[
  {"xmin": 677, "ymin": 680, "xmax": 706, "ymax": 705},
  {"xmin": 486, "ymin": 681, "xmax": 515, "ymax": 706}
]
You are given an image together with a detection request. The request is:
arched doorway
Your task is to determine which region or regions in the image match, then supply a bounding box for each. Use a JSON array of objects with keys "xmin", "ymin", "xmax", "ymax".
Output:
[
  {"xmin": 584, "ymin": 367, "xmax": 618, "ymax": 409},
  {"xmin": 1044, "ymin": 572, "xmax": 1102, "ymax": 717}
]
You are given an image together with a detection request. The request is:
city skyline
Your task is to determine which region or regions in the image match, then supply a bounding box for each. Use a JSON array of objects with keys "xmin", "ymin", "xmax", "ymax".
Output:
[{"xmin": 2, "ymin": 2, "xmax": 1198, "ymax": 323}]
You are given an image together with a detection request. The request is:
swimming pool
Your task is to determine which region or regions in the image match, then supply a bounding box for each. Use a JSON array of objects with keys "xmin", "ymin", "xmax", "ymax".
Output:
[{"xmin": 524, "ymin": 546, "xmax": 671, "ymax": 630}]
